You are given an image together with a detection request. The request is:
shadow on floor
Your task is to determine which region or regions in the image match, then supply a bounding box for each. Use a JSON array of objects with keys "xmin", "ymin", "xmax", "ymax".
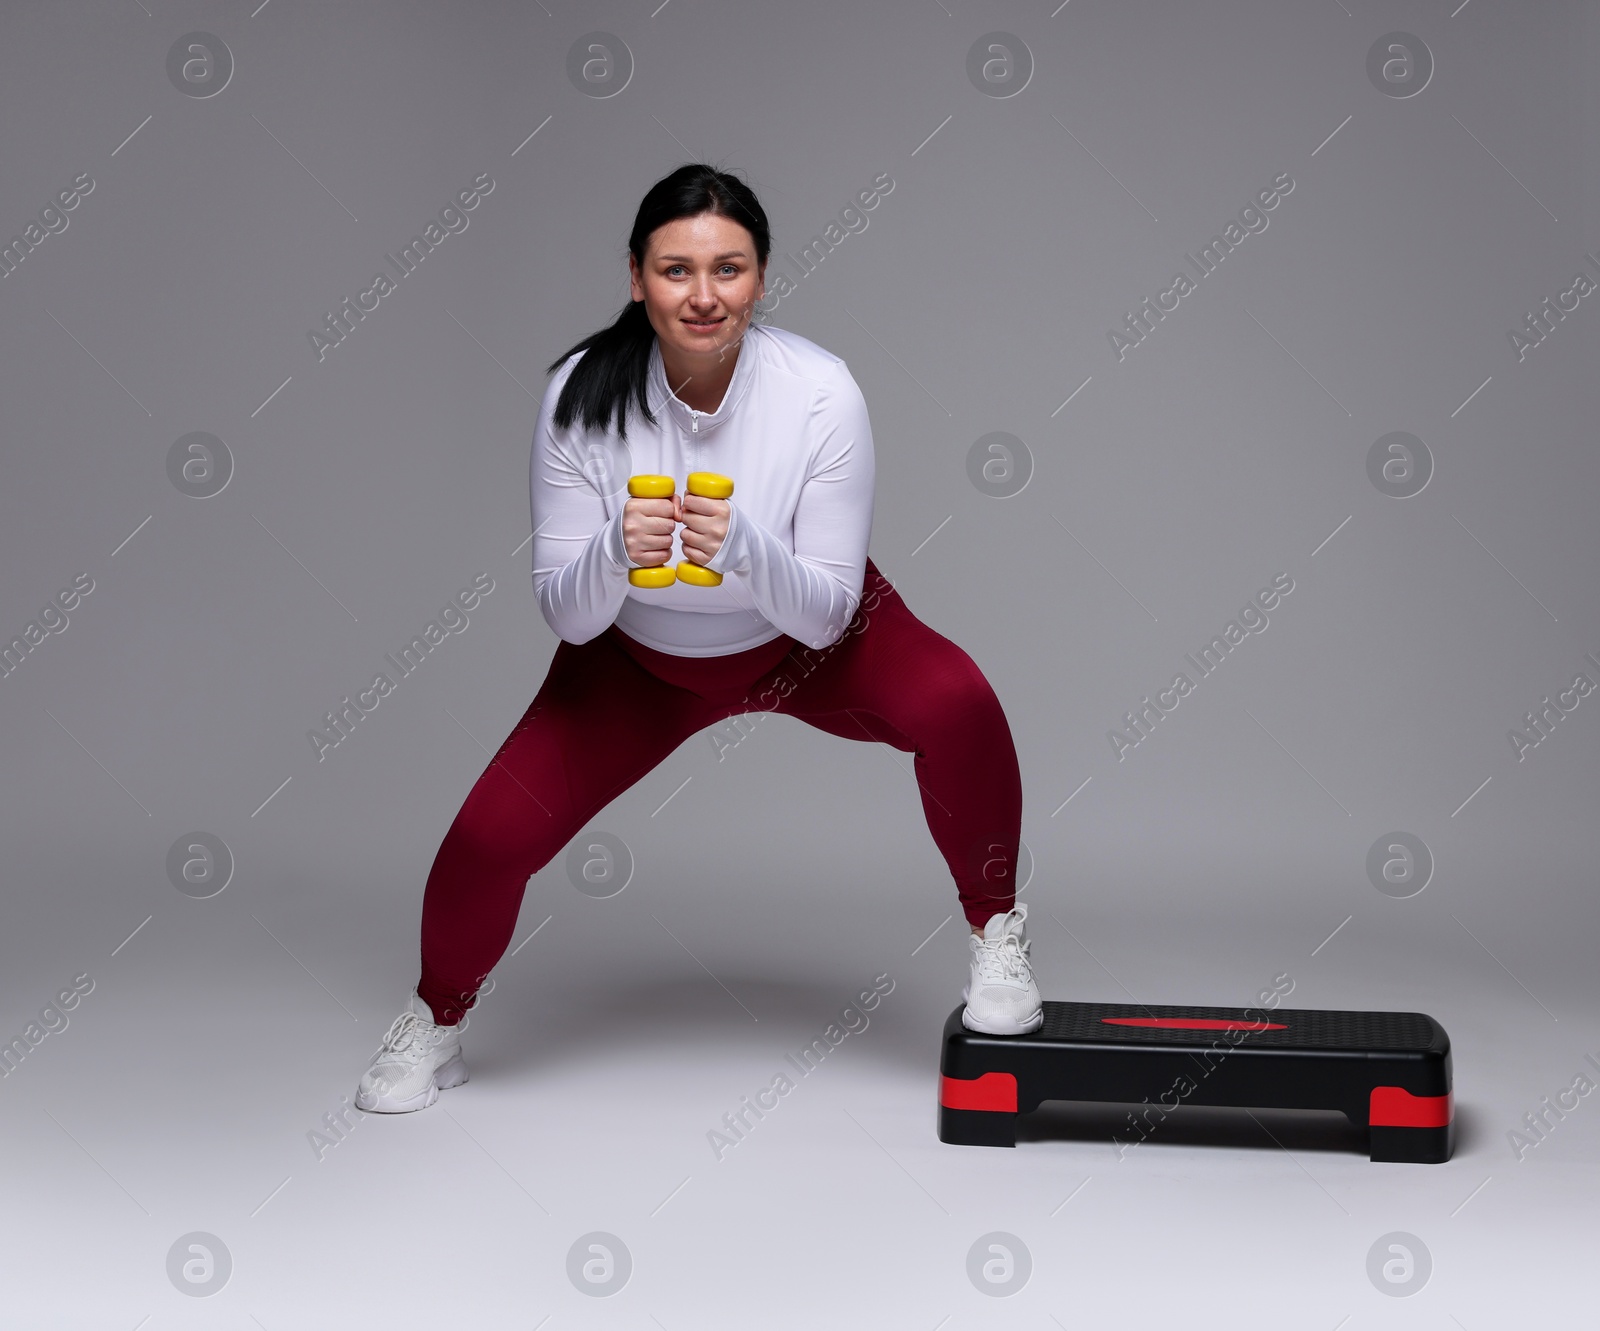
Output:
[{"xmin": 467, "ymin": 971, "xmax": 946, "ymax": 1079}]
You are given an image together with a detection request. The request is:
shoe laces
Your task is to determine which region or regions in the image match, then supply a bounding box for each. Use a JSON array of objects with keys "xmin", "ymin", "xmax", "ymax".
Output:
[
  {"xmin": 375, "ymin": 1010, "xmax": 438, "ymax": 1061},
  {"xmin": 975, "ymin": 928, "xmax": 1032, "ymax": 984}
]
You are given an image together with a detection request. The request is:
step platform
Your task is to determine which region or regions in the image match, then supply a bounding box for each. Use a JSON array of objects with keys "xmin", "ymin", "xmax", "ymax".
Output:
[{"xmin": 939, "ymin": 1000, "xmax": 1453, "ymax": 1163}]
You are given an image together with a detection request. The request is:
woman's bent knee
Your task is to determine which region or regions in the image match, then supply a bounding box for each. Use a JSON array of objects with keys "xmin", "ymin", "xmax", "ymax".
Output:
[{"xmin": 443, "ymin": 770, "xmax": 566, "ymax": 875}]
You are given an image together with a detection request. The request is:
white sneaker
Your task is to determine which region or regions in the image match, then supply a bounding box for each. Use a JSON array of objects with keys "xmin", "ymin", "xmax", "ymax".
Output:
[
  {"xmin": 962, "ymin": 903, "xmax": 1043, "ymax": 1035},
  {"xmin": 354, "ymin": 989, "xmax": 469, "ymax": 1113}
]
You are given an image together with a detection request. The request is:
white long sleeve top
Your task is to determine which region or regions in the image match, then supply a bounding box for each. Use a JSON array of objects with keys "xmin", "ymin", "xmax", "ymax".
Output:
[{"xmin": 530, "ymin": 323, "xmax": 876, "ymax": 656}]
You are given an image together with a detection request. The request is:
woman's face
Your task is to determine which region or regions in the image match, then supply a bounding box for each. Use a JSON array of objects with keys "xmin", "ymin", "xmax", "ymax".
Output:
[{"xmin": 629, "ymin": 212, "xmax": 766, "ymax": 367}]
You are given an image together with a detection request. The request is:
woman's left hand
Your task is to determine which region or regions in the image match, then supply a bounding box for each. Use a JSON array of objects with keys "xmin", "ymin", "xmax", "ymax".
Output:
[{"xmin": 677, "ymin": 492, "xmax": 729, "ymax": 566}]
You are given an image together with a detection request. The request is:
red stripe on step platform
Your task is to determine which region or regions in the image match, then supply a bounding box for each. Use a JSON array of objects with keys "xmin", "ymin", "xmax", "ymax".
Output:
[
  {"xmin": 1100, "ymin": 1017, "xmax": 1288, "ymax": 1031},
  {"xmin": 1370, "ymin": 1086, "xmax": 1453, "ymax": 1128},
  {"xmin": 940, "ymin": 1072, "xmax": 1017, "ymax": 1112}
]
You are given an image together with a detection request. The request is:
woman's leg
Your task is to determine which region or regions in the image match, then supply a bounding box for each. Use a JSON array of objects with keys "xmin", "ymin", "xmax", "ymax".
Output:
[
  {"xmin": 415, "ymin": 627, "xmax": 747, "ymax": 1024},
  {"xmin": 758, "ymin": 558, "xmax": 1024, "ymax": 930}
]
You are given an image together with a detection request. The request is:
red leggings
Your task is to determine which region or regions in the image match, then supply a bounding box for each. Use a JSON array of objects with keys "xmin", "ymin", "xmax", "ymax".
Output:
[{"xmin": 417, "ymin": 557, "xmax": 1023, "ymax": 1025}]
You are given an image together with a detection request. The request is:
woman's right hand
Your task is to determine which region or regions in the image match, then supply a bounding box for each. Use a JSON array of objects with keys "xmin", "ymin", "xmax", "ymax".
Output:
[{"xmin": 622, "ymin": 492, "xmax": 682, "ymax": 567}]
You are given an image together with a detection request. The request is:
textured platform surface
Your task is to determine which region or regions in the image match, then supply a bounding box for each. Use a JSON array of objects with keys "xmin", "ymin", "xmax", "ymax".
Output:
[{"xmin": 1032, "ymin": 1001, "xmax": 1442, "ymax": 1050}]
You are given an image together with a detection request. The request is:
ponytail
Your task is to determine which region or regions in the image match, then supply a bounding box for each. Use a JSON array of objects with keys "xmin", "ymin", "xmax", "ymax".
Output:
[{"xmin": 544, "ymin": 298, "xmax": 658, "ymax": 440}]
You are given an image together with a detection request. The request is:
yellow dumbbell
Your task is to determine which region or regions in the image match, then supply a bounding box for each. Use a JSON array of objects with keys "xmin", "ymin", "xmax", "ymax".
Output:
[
  {"xmin": 625, "ymin": 475, "xmax": 678, "ymax": 588},
  {"xmin": 676, "ymin": 471, "xmax": 734, "ymax": 587}
]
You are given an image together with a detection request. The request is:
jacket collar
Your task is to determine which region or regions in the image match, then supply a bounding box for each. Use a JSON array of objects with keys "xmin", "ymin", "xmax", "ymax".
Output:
[{"xmin": 647, "ymin": 324, "xmax": 761, "ymax": 436}]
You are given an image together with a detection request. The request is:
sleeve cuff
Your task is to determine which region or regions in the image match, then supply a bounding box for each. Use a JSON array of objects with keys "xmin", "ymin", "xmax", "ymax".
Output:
[
  {"xmin": 702, "ymin": 499, "xmax": 740, "ymax": 575},
  {"xmin": 604, "ymin": 507, "xmax": 635, "ymax": 569}
]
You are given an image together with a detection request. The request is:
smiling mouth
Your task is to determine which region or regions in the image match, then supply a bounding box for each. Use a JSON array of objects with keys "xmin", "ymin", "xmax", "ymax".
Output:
[{"xmin": 683, "ymin": 317, "xmax": 725, "ymax": 328}]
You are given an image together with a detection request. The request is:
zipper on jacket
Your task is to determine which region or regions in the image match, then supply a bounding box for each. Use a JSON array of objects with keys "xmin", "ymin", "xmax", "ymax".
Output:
[{"xmin": 689, "ymin": 409, "xmax": 700, "ymax": 433}]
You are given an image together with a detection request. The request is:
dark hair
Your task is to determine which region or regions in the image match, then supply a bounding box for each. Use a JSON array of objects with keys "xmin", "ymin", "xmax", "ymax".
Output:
[{"xmin": 544, "ymin": 163, "xmax": 771, "ymax": 441}]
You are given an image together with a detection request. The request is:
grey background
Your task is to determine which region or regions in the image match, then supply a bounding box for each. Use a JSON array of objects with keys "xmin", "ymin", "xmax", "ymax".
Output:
[{"xmin": 1, "ymin": 0, "xmax": 1596, "ymax": 1324}]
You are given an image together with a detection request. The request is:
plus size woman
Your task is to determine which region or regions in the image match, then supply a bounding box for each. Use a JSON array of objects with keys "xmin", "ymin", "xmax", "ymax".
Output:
[{"xmin": 356, "ymin": 164, "xmax": 1041, "ymax": 1114}]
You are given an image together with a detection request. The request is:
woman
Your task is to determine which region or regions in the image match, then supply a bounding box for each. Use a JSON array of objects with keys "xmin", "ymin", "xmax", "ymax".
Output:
[{"xmin": 356, "ymin": 164, "xmax": 1041, "ymax": 1115}]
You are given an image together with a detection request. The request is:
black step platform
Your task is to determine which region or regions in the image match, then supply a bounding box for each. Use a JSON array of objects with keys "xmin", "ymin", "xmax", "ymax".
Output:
[{"xmin": 939, "ymin": 1000, "xmax": 1453, "ymax": 1163}]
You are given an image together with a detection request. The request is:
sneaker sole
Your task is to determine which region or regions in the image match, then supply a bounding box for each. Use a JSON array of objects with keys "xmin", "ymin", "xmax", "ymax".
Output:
[
  {"xmin": 355, "ymin": 1052, "xmax": 468, "ymax": 1114},
  {"xmin": 961, "ymin": 1006, "xmax": 1044, "ymax": 1037}
]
